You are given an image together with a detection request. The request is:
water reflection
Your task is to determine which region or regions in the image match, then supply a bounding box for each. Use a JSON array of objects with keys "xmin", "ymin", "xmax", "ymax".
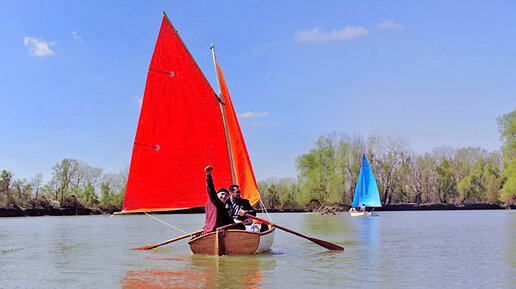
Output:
[
  {"xmin": 352, "ymin": 216, "xmax": 379, "ymax": 263},
  {"xmin": 344, "ymin": 214, "xmax": 383, "ymax": 285},
  {"xmin": 121, "ymin": 254, "xmax": 276, "ymax": 289},
  {"xmin": 506, "ymin": 212, "xmax": 516, "ymax": 285},
  {"xmin": 302, "ymin": 213, "xmax": 349, "ymax": 236}
]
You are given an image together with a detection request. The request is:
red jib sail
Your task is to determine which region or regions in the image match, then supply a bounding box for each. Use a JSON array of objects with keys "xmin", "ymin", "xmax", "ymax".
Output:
[
  {"xmin": 122, "ymin": 15, "xmax": 233, "ymax": 213},
  {"xmin": 217, "ymin": 62, "xmax": 261, "ymax": 205}
]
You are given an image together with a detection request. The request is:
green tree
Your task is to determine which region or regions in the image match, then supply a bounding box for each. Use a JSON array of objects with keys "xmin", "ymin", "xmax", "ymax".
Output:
[
  {"xmin": 498, "ymin": 110, "xmax": 516, "ymax": 203},
  {"xmin": 296, "ymin": 134, "xmax": 346, "ymax": 207},
  {"xmin": 0, "ymin": 170, "xmax": 13, "ymax": 208},
  {"xmin": 258, "ymin": 179, "xmax": 281, "ymax": 209},
  {"xmin": 457, "ymin": 163, "xmax": 485, "ymax": 203},
  {"xmin": 50, "ymin": 159, "xmax": 79, "ymax": 205},
  {"xmin": 99, "ymin": 180, "xmax": 124, "ymax": 211},
  {"xmin": 436, "ymin": 158, "xmax": 456, "ymax": 203},
  {"xmin": 10, "ymin": 179, "xmax": 31, "ymax": 208},
  {"xmin": 482, "ymin": 160, "xmax": 502, "ymax": 203}
]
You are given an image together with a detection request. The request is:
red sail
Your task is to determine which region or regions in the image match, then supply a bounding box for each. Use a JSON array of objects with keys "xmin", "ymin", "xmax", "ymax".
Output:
[
  {"xmin": 122, "ymin": 16, "xmax": 232, "ymax": 213},
  {"xmin": 217, "ymin": 62, "xmax": 261, "ymax": 205}
]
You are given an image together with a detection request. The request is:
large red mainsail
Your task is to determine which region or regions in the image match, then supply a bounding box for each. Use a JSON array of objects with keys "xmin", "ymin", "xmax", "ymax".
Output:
[
  {"xmin": 217, "ymin": 62, "xmax": 261, "ymax": 205},
  {"xmin": 122, "ymin": 15, "xmax": 233, "ymax": 213}
]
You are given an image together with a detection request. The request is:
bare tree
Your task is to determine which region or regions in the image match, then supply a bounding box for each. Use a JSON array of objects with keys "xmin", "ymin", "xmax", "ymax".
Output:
[{"xmin": 31, "ymin": 173, "xmax": 44, "ymax": 201}]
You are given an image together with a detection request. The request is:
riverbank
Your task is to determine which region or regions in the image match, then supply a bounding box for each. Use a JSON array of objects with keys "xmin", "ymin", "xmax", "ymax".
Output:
[
  {"xmin": 376, "ymin": 203, "xmax": 515, "ymax": 211},
  {"xmin": 1, "ymin": 203, "xmax": 514, "ymax": 217},
  {"xmin": 323, "ymin": 203, "xmax": 515, "ymax": 213},
  {"xmin": 0, "ymin": 207, "xmax": 106, "ymax": 217}
]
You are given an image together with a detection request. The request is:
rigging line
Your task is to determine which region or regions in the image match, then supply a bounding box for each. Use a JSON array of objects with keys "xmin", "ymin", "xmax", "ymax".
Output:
[
  {"xmin": 144, "ymin": 212, "xmax": 190, "ymax": 235},
  {"xmin": 258, "ymin": 197, "xmax": 273, "ymax": 222}
]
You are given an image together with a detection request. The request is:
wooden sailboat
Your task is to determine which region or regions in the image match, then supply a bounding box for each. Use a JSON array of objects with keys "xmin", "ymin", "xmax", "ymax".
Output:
[
  {"xmin": 349, "ymin": 154, "xmax": 382, "ymax": 217},
  {"xmin": 120, "ymin": 12, "xmax": 274, "ymax": 255}
]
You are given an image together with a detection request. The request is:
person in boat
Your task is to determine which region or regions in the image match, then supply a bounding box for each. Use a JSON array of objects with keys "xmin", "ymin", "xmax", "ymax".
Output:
[
  {"xmin": 204, "ymin": 166, "xmax": 235, "ymax": 233},
  {"xmin": 204, "ymin": 166, "xmax": 245, "ymax": 233},
  {"xmin": 227, "ymin": 184, "xmax": 256, "ymax": 221},
  {"xmin": 360, "ymin": 203, "xmax": 366, "ymax": 212},
  {"xmin": 226, "ymin": 185, "xmax": 268, "ymax": 232},
  {"xmin": 217, "ymin": 188, "xmax": 230, "ymax": 204}
]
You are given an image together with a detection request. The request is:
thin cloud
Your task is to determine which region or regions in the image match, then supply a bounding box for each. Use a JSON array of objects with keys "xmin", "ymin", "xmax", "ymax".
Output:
[
  {"xmin": 377, "ymin": 20, "xmax": 404, "ymax": 30},
  {"xmin": 23, "ymin": 37, "xmax": 55, "ymax": 57},
  {"xmin": 71, "ymin": 31, "xmax": 85, "ymax": 44},
  {"xmin": 237, "ymin": 111, "xmax": 269, "ymax": 119},
  {"xmin": 246, "ymin": 42, "xmax": 278, "ymax": 62},
  {"xmin": 294, "ymin": 26, "xmax": 368, "ymax": 43},
  {"xmin": 251, "ymin": 122, "xmax": 261, "ymax": 126}
]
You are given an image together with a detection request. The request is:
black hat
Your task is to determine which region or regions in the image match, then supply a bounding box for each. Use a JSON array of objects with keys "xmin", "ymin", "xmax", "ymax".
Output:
[{"xmin": 217, "ymin": 188, "xmax": 229, "ymax": 194}]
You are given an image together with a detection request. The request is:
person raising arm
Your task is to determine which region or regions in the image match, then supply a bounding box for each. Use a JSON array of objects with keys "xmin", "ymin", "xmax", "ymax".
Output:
[{"xmin": 203, "ymin": 166, "xmax": 235, "ymax": 233}]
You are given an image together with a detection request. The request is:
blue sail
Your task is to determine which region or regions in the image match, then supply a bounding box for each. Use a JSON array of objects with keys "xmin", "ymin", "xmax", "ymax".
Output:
[{"xmin": 351, "ymin": 154, "xmax": 382, "ymax": 208}]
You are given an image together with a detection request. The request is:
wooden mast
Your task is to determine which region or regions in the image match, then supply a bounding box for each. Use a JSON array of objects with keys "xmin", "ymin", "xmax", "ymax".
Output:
[{"xmin": 210, "ymin": 44, "xmax": 236, "ymax": 184}]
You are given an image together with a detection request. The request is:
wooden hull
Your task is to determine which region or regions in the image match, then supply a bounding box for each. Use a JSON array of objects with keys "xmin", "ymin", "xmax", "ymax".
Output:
[{"xmin": 188, "ymin": 227, "xmax": 275, "ymax": 255}]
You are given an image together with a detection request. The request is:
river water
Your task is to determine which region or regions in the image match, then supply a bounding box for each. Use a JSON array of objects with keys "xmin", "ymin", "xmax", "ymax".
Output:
[{"xmin": 0, "ymin": 211, "xmax": 515, "ymax": 288}]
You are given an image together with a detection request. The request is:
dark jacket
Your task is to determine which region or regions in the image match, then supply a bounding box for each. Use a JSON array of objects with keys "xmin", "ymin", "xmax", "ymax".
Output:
[
  {"xmin": 204, "ymin": 175, "xmax": 234, "ymax": 233},
  {"xmin": 227, "ymin": 197, "xmax": 256, "ymax": 221}
]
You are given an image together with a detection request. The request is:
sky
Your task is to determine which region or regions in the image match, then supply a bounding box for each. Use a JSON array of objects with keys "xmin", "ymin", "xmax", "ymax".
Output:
[{"xmin": 1, "ymin": 0, "xmax": 516, "ymax": 182}]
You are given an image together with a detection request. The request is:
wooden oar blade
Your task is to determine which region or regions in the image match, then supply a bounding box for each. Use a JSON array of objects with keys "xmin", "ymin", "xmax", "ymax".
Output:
[
  {"xmin": 131, "ymin": 244, "xmax": 158, "ymax": 250},
  {"xmin": 306, "ymin": 236, "xmax": 344, "ymax": 251},
  {"xmin": 272, "ymin": 224, "xmax": 344, "ymax": 251},
  {"xmin": 131, "ymin": 239, "xmax": 175, "ymax": 250}
]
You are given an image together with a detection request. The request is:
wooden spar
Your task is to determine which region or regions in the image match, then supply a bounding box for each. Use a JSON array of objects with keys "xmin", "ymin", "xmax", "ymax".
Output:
[
  {"xmin": 132, "ymin": 222, "xmax": 245, "ymax": 250},
  {"xmin": 131, "ymin": 229, "xmax": 204, "ymax": 250},
  {"xmin": 210, "ymin": 44, "xmax": 236, "ymax": 184}
]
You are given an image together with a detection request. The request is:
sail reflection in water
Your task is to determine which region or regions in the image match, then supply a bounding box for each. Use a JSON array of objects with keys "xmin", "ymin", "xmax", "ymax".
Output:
[
  {"xmin": 121, "ymin": 254, "xmax": 276, "ymax": 289},
  {"xmin": 351, "ymin": 217, "xmax": 380, "ymax": 263},
  {"xmin": 507, "ymin": 213, "xmax": 516, "ymax": 285}
]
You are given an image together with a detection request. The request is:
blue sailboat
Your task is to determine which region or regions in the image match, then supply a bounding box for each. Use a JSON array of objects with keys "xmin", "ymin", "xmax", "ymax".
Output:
[{"xmin": 349, "ymin": 154, "xmax": 382, "ymax": 217}]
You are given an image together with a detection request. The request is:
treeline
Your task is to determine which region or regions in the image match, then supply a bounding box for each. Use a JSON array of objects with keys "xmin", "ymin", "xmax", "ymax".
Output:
[
  {"xmin": 2, "ymin": 110, "xmax": 515, "ymax": 214},
  {"xmin": 258, "ymin": 110, "xmax": 516, "ymax": 210},
  {"xmin": 0, "ymin": 159, "xmax": 126, "ymax": 213}
]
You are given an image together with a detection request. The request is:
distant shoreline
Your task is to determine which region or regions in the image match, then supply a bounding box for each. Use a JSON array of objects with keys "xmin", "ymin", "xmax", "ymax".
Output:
[
  {"xmin": 0, "ymin": 207, "xmax": 105, "ymax": 217},
  {"xmin": 375, "ymin": 203, "xmax": 514, "ymax": 211},
  {"xmin": 0, "ymin": 203, "xmax": 513, "ymax": 217}
]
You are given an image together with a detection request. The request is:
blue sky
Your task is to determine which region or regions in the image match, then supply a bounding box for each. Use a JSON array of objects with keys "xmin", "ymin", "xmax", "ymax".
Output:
[{"xmin": 1, "ymin": 0, "xmax": 515, "ymax": 181}]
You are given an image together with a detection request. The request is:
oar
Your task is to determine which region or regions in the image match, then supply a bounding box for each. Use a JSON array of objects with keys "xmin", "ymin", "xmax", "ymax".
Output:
[
  {"xmin": 132, "ymin": 229, "xmax": 204, "ymax": 250},
  {"xmin": 131, "ymin": 222, "xmax": 245, "ymax": 250},
  {"xmin": 244, "ymin": 214, "xmax": 344, "ymax": 251}
]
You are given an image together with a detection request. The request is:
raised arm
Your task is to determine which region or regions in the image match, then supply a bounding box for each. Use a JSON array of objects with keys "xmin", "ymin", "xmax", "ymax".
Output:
[{"xmin": 205, "ymin": 166, "xmax": 223, "ymax": 207}]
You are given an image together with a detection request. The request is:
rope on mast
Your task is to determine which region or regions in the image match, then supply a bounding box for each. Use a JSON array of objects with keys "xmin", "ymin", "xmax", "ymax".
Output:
[
  {"xmin": 144, "ymin": 212, "xmax": 190, "ymax": 235},
  {"xmin": 258, "ymin": 197, "xmax": 274, "ymax": 223}
]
